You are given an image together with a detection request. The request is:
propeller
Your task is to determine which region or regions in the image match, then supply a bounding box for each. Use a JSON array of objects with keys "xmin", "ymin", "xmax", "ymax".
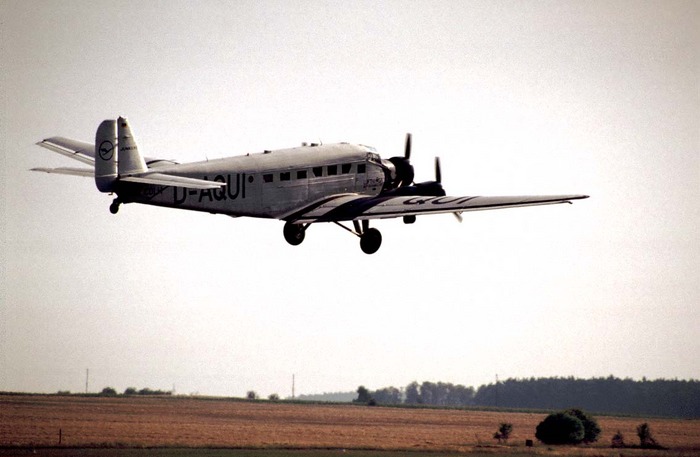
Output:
[
  {"xmin": 404, "ymin": 132, "xmax": 412, "ymax": 160},
  {"xmin": 431, "ymin": 156, "xmax": 462, "ymax": 222},
  {"xmin": 388, "ymin": 135, "xmax": 462, "ymax": 222},
  {"xmin": 388, "ymin": 133, "xmax": 415, "ymax": 187}
]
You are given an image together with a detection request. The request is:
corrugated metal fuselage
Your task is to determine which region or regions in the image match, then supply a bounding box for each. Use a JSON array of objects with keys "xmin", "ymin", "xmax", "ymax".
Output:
[{"xmin": 115, "ymin": 143, "xmax": 386, "ymax": 219}]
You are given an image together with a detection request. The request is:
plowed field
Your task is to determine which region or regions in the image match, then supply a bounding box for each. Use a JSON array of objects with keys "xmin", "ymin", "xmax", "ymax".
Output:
[{"xmin": 1, "ymin": 395, "xmax": 698, "ymax": 455}]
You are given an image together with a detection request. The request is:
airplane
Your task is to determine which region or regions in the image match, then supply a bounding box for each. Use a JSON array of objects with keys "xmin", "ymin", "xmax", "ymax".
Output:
[{"xmin": 33, "ymin": 117, "xmax": 588, "ymax": 254}]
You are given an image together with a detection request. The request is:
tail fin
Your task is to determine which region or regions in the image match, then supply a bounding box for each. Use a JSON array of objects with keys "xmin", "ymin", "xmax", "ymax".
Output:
[
  {"xmin": 95, "ymin": 119, "xmax": 117, "ymax": 192},
  {"xmin": 117, "ymin": 117, "xmax": 147, "ymax": 175}
]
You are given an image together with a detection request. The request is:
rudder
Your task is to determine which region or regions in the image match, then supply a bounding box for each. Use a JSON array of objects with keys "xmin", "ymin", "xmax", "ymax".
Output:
[{"xmin": 117, "ymin": 117, "xmax": 147, "ymax": 175}]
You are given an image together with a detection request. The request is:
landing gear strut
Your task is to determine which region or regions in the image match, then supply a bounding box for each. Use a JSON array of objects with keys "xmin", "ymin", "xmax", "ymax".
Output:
[
  {"xmin": 349, "ymin": 220, "xmax": 382, "ymax": 254},
  {"xmin": 283, "ymin": 222, "xmax": 307, "ymax": 246},
  {"xmin": 284, "ymin": 220, "xmax": 383, "ymax": 254}
]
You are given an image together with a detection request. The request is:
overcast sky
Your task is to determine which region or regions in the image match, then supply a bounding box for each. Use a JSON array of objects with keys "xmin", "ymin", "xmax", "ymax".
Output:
[{"xmin": 1, "ymin": 0, "xmax": 698, "ymax": 398}]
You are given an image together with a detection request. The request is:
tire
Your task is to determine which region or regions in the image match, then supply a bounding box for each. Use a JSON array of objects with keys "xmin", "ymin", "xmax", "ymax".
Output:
[
  {"xmin": 360, "ymin": 228, "xmax": 382, "ymax": 254},
  {"xmin": 283, "ymin": 222, "xmax": 305, "ymax": 246}
]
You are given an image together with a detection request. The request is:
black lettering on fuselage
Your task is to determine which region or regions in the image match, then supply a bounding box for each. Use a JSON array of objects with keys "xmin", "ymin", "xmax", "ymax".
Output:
[{"xmin": 173, "ymin": 173, "xmax": 247, "ymax": 205}]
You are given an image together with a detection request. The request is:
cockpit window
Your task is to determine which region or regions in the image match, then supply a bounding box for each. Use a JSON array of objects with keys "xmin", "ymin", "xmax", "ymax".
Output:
[{"xmin": 366, "ymin": 152, "xmax": 381, "ymax": 163}]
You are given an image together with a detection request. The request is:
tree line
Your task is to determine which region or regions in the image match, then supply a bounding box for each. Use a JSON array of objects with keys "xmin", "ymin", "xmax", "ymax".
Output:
[{"xmin": 353, "ymin": 376, "xmax": 699, "ymax": 418}]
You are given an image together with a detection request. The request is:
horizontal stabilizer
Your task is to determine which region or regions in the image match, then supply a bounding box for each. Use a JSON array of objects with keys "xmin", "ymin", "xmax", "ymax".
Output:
[
  {"xmin": 121, "ymin": 173, "xmax": 225, "ymax": 190},
  {"xmin": 36, "ymin": 138, "xmax": 95, "ymax": 165},
  {"xmin": 31, "ymin": 166, "xmax": 93, "ymax": 177}
]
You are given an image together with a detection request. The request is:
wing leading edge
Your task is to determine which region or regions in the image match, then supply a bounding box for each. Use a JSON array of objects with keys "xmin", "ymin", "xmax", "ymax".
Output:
[{"xmin": 287, "ymin": 194, "xmax": 589, "ymax": 224}]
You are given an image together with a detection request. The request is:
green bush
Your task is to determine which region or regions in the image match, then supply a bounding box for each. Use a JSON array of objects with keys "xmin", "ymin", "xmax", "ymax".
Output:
[
  {"xmin": 535, "ymin": 412, "xmax": 585, "ymax": 445},
  {"xmin": 100, "ymin": 387, "xmax": 117, "ymax": 396},
  {"xmin": 637, "ymin": 422, "xmax": 664, "ymax": 449},
  {"xmin": 563, "ymin": 409, "xmax": 601, "ymax": 443},
  {"xmin": 493, "ymin": 422, "xmax": 513, "ymax": 443}
]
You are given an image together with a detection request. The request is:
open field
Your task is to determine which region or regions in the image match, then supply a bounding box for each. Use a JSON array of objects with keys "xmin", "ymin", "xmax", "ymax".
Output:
[{"xmin": 1, "ymin": 395, "xmax": 699, "ymax": 456}]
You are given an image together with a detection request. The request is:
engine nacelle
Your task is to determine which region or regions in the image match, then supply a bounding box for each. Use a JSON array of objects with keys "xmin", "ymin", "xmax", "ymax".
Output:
[{"xmin": 384, "ymin": 156, "xmax": 414, "ymax": 188}]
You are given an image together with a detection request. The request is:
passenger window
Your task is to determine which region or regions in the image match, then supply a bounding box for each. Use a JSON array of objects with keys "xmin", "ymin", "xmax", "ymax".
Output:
[
  {"xmin": 358, "ymin": 164, "xmax": 366, "ymax": 174},
  {"xmin": 263, "ymin": 174, "xmax": 273, "ymax": 183},
  {"xmin": 327, "ymin": 165, "xmax": 337, "ymax": 176},
  {"xmin": 297, "ymin": 170, "xmax": 307, "ymax": 179},
  {"xmin": 280, "ymin": 172, "xmax": 291, "ymax": 181},
  {"xmin": 341, "ymin": 164, "xmax": 352, "ymax": 174},
  {"xmin": 313, "ymin": 166, "xmax": 323, "ymax": 177}
]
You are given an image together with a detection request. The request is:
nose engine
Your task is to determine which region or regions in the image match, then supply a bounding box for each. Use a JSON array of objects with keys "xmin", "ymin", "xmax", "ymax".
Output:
[{"xmin": 381, "ymin": 133, "xmax": 445, "ymax": 197}]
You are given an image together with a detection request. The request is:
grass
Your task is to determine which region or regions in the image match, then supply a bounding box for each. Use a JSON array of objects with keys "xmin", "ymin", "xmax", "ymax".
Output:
[{"xmin": 1, "ymin": 395, "xmax": 698, "ymax": 456}]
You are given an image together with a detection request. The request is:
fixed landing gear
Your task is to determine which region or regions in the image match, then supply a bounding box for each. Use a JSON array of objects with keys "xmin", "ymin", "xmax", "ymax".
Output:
[
  {"xmin": 359, "ymin": 227, "xmax": 382, "ymax": 254},
  {"xmin": 109, "ymin": 198, "xmax": 121, "ymax": 214},
  {"xmin": 351, "ymin": 220, "xmax": 382, "ymax": 254},
  {"xmin": 283, "ymin": 220, "xmax": 383, "ymax": 254},
  {"xmin": 283, "ymin": 222, "xmax": 307, "ymax": 246}
]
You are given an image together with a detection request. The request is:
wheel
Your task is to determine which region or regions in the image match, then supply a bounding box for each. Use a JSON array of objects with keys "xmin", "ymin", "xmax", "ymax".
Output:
[
  {"xmin": 109, "ymin": 202, "xmax": 120, "ymax": 214},
  {"xmin": 403, "ymin": 215, "xmax": 416, "ymax": 224},
  {"xmin": 360, "ymin": 228, "xmax": 382, "ymax": 254},
  {"xmin": 283, "ymin": 222, "xmax": 305, "ymax": 246}
]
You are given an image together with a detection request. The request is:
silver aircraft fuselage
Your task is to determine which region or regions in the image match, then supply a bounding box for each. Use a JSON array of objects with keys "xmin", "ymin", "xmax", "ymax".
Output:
[{"xmin": 116, "ymin": 143, "xmax": 386, "ymax": 220}]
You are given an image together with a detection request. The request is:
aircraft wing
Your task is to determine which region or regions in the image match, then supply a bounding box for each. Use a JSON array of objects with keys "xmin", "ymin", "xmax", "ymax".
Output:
[{"xmin": 287, "ymin": 194, "xmax": 589, "ymax": 224}]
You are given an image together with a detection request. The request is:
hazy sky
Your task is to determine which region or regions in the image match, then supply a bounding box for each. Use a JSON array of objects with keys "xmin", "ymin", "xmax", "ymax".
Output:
[{"xmin": 1, "ymin": 0, "xmax": 698, "ymax": 398}]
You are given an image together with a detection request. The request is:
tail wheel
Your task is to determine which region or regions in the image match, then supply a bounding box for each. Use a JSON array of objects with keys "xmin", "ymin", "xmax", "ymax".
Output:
[
  {"xmin": 360, "ymin": 228, "xmax": 382, "ymax": 254},
  {"xmin": 109, "ymin": 199, "xmax": 120, "ymax": 214},
  {"xmin": 283, "ymin": 222, "xmax": 306, "ymax": 246}
]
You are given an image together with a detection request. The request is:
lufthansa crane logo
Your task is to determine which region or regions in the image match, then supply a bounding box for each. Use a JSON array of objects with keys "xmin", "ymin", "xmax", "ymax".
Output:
[{"xmin": 98, "ymin": 140, "xmax": 114, "ymax": 161}]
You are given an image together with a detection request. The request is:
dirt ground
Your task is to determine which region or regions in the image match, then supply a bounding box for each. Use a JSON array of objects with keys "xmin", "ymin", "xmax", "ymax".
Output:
[{"xmin": 1, "ymin": 395, "xmax": 698, "ymax": 454}]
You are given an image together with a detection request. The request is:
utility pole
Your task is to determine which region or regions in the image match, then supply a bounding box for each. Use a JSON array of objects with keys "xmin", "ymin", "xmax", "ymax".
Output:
[
  {"xmin": 85, "ymin": 369, "xmax": 89, "ymax": 394},
  {"xmin": 495, "ymin": 374, "xmax": 499, "ymax": 408},
  {"xmin": 292, "ymin": 374, "xmax": 295, "ymax": 399}
]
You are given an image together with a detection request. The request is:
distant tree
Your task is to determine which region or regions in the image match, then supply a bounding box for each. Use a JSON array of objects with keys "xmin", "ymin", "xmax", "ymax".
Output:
[
  {"xmin": 354, "ymin": 386, "xmax": 373, "ymax": 404},
  {"xmin": 268, "ymin": 393, "xmax": 280, "ymax": 401},
  {"xmin": 246, "ymin": 390, "xmax": 258, "ymax": 400},
  {"xmin": 535, "ymin": 412, "xmax": 585, "ymax": 445},
  {"xmin": 100, "ymin": 387, "xmax": 117, "ymax": 396},
  {"xmin": 56, "ymin": 390, "xmax": 71, "ymax": 396},
  {"xmin": 124, "ymin": 387, "xmax": 137, "ymax": 395},
  {"xmin": 493, "ymin": 423, "xmax": 513, "ymax": 444},
  {"xmin": 637, "ymin": 423, "xmax": 663, "ymax": 449},
  {"xmin": 563, "ymin": 409, "xmax": 601, "ymax": 443},
  {"xmin": 611, "ymin": 430, "xmax": 625, "ymax": 448},
  {"xmin": 372, "ymin": 386, "xmax": 402, "ymax": 405},
  {"xmin": 404, "ymin": 382, "xmax": 421, "ymax": 404}
]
